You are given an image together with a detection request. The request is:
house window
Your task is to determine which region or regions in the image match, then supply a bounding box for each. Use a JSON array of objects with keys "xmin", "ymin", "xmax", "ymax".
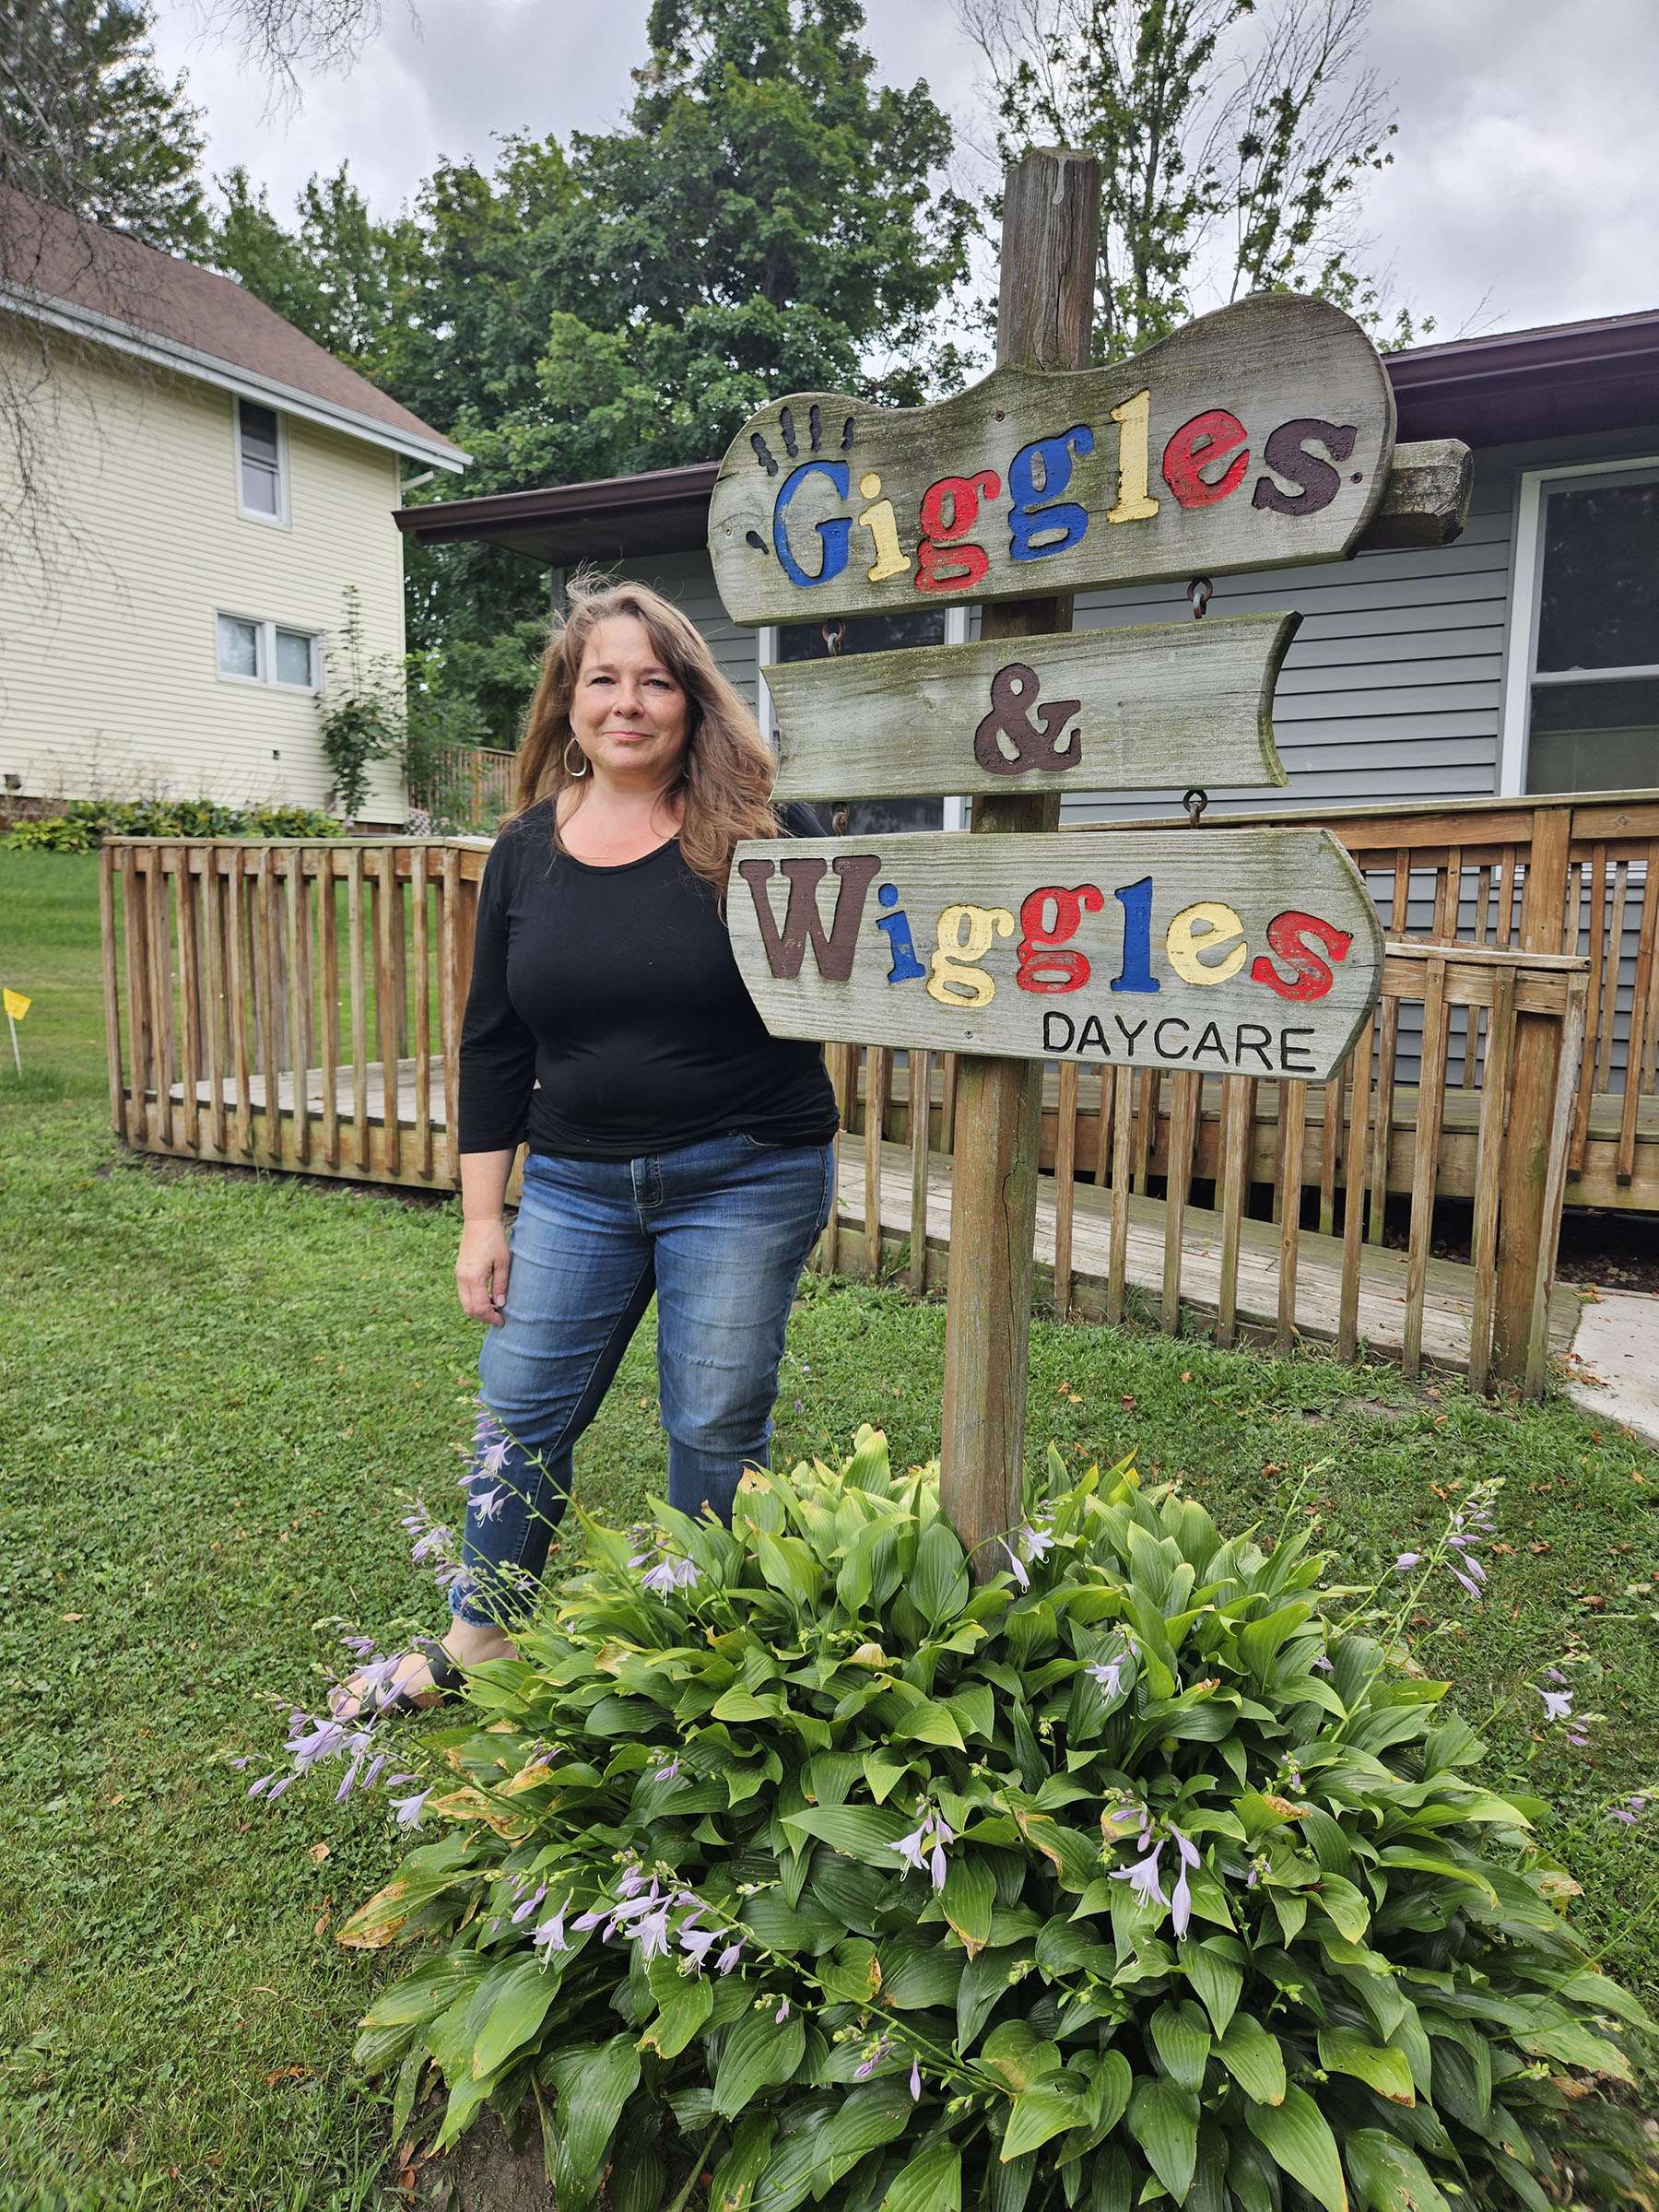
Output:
[
  {"xmin": 217, "ymin": 613, "xmax": 320, "ymax": 690},
  {"xmin": 772, "ymin": 607, "xmax": 963, "ymax": 832},
  {"xmin": 237, "ymin": 399, "xmax": 288, "ymax": 523},
  {"xmin": 1524, "ymin": 470, "xmax": 1659, "ymax": 793}
]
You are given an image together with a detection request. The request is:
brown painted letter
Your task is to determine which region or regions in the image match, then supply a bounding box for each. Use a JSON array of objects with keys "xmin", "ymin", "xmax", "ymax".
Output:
[{"xmin": 736, "ymin": 854, "xmax": 882, "ymax": 982}]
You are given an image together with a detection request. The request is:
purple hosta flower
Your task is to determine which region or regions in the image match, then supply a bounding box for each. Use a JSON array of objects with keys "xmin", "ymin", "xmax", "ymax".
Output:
[
  {"xmin": 285, "ymin": 1715, "xmax": 348, "ymax": 1773},
  {"xmin": 1022, "ymin": 1524, "xmax": 1055, "ymax": 1564},
  {"xmin": 617, "ymin": 1864, "xmax": 650, "ymax": 1900},
  {"xmin": 1087, "ymin": 1640, "xmax": 1137, "ymax": 1703},
  {"xmin": 716, "ymin": 1938, "xmax": 745, "ymax": 1975},
  {"xmin": 247, "ymin": 1773, "xmax": 276, "ymax": 1797},
  {"xmin": 910, "ymin": 2056, "xmax": 922, "ymax": 2102},
  {"xmin": 432, "ymin": 1559, "xmax": 469, "ymax": 1595},
  {"xmin": 1002, "ymin": 1541, "xmax": 1030, "ymax": 1592},
  {"xmin": 633, "ymin": 1538, "xmax": 700, "ymax": 1598},
  {"xmin": 1112, "ymin": 1834, "xmax": 1168, "ymax": 1912},
  {"xmin": 340, "ymin": 1633, "xmax": 376, "ymax": 1659},
  {"xmin": 334, "ymin": 1730, "xmax": 375, "ymax": 1803},
  {"xmin": 1609, "ymin": 1794, "xmax": 1649, "ymax": 1826},
  {"xmin": 533, "ymin": 1900, "xmax": 571, "ymax": 1958},
  {"xmin": 391, "ymin": 1788, "xmax": 430, "ymax": 1829},
  {"xmin": 1536, "ymin": 1686, "xmax": 1574, "ymax": 1724},
  {"xmin": 512, "ymin": 1882, "xmax": 547, "ymax": 1925},
  {"xmin": 853, "ymin": 2036, "xmax": 893, "ymax": 2081},
  {"xmin": 468, "ymin": 1489, "xmax": 506, "ymax": 1524},
  {"xmin": 1312, "ymin": 1652, "xmax": 1333, "ymax": 1672},
  {"xmin": 679, "ymin": 1926, "xmax": 723, "ymax": 1971},
  {"xmin": 1449, "ymin": 1565, "xmax": 1484, "ymax": 1600},
  {"xmin": 894, "ymin": 1803, "xmax": 954, "ymax": 1890},
  {"xmin": 654, "ymin": 1757, "xmax": 681, "ymax": 1784},
  {"xmin": 1565, "ymin": 1728, "xmax": 1591, "ymax": 1749},
  {"xmin": 1168, "ymin": 1828, "xmax": 1200, "ymax": 1939},
  {"xmin": 1395, "ymin": 1552, "xmax": 1424, "ymax": 1572},
  {"xmin": 1547, "ymin": 1666, "xmax": 1569, "ymax": 1685},
  {"xmin": 635, "ymin": 1905, "xmax": 673, "ymax": 1960},
  {"xmin": 774, "ymin": 1997, "xmax": 790, "ymax": 2023}
]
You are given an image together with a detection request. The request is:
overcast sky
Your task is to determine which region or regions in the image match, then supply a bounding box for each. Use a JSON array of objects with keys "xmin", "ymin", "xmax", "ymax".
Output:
[{"xmin": 148, "ymin": 0, "xmax": 1659, "ymax": 346}]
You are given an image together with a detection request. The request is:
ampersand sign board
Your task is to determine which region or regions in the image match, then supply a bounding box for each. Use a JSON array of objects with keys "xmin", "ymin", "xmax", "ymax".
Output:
[
  {"xmin": 727, "ymin": 829, "xmax": 1383, "ymax": 1084},
  {"xmin": 709, "ymin": 292, "xmax": 1394, "ymax": 628},
  {"xmin": 765, "ymin": 611, "xmax": 1297, "ymax": 801}
]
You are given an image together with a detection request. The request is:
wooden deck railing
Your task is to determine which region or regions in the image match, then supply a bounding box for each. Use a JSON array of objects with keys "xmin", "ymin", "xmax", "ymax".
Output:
[
  {"xmin": 827, "ymin": 940, "xmax": 1587, "ymax": 1396},
  {"xmin": 100, "ymin": 838, "xmax": 487, "ymax": 1184},
  {"xmin": 100, "ymin": 809, "xmax": 1616, "ymax": 1395}
]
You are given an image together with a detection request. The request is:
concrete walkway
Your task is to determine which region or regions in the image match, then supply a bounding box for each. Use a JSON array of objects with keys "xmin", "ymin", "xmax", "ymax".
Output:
[{"xmin": 1563, "ymin": 1287, "xmax": 1659, "ymax": 1452}]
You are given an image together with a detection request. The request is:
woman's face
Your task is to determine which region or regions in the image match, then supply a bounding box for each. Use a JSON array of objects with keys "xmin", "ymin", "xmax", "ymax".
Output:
[{"xmin": 568, "ymin": 616, "xmax": 692, "ymax": 784}]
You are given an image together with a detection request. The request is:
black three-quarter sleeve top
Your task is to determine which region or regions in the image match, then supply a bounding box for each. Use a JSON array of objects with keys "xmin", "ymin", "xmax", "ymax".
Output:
[{"xmin": 457, "ymin": 799, "xmax": 838, "ymax": 1162}]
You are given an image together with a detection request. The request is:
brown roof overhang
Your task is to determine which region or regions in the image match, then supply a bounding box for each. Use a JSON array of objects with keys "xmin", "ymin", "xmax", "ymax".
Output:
[{"xmin": 397, "ymin": 307, "xmax": 1659, "ymax": 568}]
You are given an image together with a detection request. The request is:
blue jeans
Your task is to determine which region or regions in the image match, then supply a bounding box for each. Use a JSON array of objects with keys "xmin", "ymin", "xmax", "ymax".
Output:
[{"xmin": 450, "ymin": 1132, "xmax": 835, "ymax": 1627}]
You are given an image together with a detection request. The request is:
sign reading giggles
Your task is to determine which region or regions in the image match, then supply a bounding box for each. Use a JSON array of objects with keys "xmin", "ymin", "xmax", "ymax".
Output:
[
  {"xmin": 709, "ymin": 293, "xmax": 1394, "ymax": 628},
  {"xmin": 728, "ymin": 830, "xmax": 1383, "ymax": 1084}
]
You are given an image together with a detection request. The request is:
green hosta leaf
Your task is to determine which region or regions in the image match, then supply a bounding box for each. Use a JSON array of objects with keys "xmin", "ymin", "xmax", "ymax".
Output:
[
  {"xmin": 471, "ymin": 1956, "xmax": 562, "ymax": 2079},
  {"xmin": 1314, "ymin": 1873, "xmax": 1372, "ymax": 1944},
  {"xmin": 818, "ymin": 2078, "xmax": 917, "ymax": 2182},
  {"xmin": 1127, "ymin": 2076, "xmax": 1200, "ymax": 2202},
  {"xmin": 712, "ymin": 2008, "xmax": 806, "ymax": 2118},
  {"xmin": 1003, "ymin": 2080, "xmax": 1092, "ymax": 2161},
  {"xmin": 1182, "ymin": 1937, "xmax": 1243, "ymax": 2036},
  {"xmin": 1558, "ymin": 1969, "xmax": 1656, "ymax": 2030},
  {"xmin": 1238, "ymin": 1602, "xmax": 1313, "ymax": 1678},
  {"xmin": 1317, "ymin": 2028, "xmax": 1415, "ymax": 2106},
  {"xmin": 912, "ymin": 1518, "xmax": 971, "ymax": 1627},
  {"xmin": 1343, "ymin": 2129, "xmax": 1453, "ymax": 2212},
  {"xmin": 640, "ymin": 1954, "xmax": 713, "ymax": 2058},
  {"xmin": 742, "ymin": 1890, "xmax": 842, "ymax": 1953},
  {"xmin": 958, "ymin": 1946, "xmax": 1021, "ymax": 2050},
  {"xmin": 545, "ymin": 2037, "xmax": 641, "ymax": 2209},
  {"xmin": 941, "ymin": 1854, "xmax": 995, "ymax": 1955},
  {"xmin": 1216, "ymin": 2013, "xmax": 1287, "ymax": 2105},
  {"xmin": 782, "ymin": 1804, "xmax": 913, "ymax": 1866},
  {"xmin": 1516, "ymin": 2020, "xmax": 1635, "ymax": 2081},
  {"xmin": 820, "ymin": 1937, "xmax": 884, "ymax": 2005},
  {"xmin": 889, "ymin": 1698, "xmax": 966, "ymax": 1748},
  {"xmin": 989, "ymin": 2150, "xmax": 1037, "ymax": 2212},
  {"xmin": 610, "ymin": 2130, "xmax": 664, "ymax": 2212},
  {"xmin": 980, "ymin": 2021, "xmax": 1062, "ymax": 2094},
  {"xmin": 882, "ymin": 2140, "xmax": 961, "ymax": 2212},
  {"xmin": 1150, "ymin": 1999, "xmax": 1211, "ymax": 2091},
  {"xmin": 879, "ymin": 1939, "xmax": 965, "ymax": 2010},
  {"xmin": 1246, "ymin": 2083, "xmax": 1348, "ymax": 2212},
  {"xmin": 391, "ymin": 2041, "xmax": 428, "ymax": 2147}
]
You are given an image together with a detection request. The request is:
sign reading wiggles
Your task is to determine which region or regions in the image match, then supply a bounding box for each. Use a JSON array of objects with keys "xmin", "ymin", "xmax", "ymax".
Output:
[
  {"xmin": 729, "ymin": 830, "xmax": 1382, "ymax": 1081},
  {"xmin": 709, "ymin": 294, "xmax": 1394, "ymax": 627}
]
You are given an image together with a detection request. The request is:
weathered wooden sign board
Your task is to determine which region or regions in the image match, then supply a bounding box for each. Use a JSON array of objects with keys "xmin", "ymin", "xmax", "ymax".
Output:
[
  {"xmin": 710, "ymin": 291, "xmax": 1395, "ymax": 628},
  {"xmin": 728, "ymin": 829, "xmax": 1382, "ymax": 1083},
  {"xmin": 766, "ymin": 611, "xmax": 1297, "ymax": 800}
]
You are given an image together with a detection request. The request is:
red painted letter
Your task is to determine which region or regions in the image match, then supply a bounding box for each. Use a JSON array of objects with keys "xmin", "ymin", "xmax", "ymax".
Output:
[
  {"xmin": 1161, "ymin": 409, "xmax": 1250, "ymax": 508},
  {"xmin": 1017, "ymin": 883, "xmax": 1105, "ymax": 993},
  {"xmin": 915, "ymin": 469, "xmax": 1000, "ymax": 593},
  {"xmin": 1250, "ymin": 911, "xmax": 1354, "ymax": 1001}
]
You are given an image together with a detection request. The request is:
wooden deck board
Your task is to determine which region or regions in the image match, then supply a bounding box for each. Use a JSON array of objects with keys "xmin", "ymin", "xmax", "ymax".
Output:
[{"xmin": 831, "ymin": 1135, "xmax": 1579, "ymax": 1376}]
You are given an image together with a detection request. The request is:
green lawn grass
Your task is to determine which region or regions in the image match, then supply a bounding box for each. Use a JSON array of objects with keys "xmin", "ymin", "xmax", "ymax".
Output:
[{"xmin": 2, "ymin": 850, "xmax": 1656, "ymax": 2206}]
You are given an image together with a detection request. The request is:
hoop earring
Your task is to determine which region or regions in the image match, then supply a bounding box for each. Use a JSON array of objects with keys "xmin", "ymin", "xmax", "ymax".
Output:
[{"xmin": 563, "ymin": 737, "xmax": 589, "ymax": 778}]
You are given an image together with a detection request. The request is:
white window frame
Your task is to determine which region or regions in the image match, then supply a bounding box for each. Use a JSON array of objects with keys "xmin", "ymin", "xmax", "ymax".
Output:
[
  {"xmin": 757, "ymin": 604, "xmax": 971, "ymax": 826},
  {"xmin": 215, "ymin": 612, "xmax": 322, "ymax": 693},
  {"xmin": 234, "ymin": 396, "xmax": 290, "ymax": 528},
  {"xmin": 1498, "ymin": 453, "xmax": 1659, "ymax": 794}
]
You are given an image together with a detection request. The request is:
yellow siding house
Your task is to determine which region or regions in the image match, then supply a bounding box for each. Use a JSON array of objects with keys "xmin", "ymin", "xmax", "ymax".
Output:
[{"xmin": 0, "ymin": 192, "xmax": 464, "ymax": 825}]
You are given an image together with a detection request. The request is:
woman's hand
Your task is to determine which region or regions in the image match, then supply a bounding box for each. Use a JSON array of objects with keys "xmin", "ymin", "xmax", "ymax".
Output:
[{"xmin": 457, "ymin": 1217, "xmax": 512, "ymax": 1324}]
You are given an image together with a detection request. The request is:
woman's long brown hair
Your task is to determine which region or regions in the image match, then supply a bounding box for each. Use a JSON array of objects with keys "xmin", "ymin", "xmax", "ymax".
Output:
[{"xmin": 510, "ymin": 572, "xmax": 780, "ymax": 893}]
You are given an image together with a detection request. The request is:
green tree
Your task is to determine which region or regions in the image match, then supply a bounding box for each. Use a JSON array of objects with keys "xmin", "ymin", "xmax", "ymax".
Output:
[
  {"xmin": 211, "ymin": 162, "xmax": 418, "ymax": 373},
  {"xmin": 961, "ymin": 0, "xmax": 1420, "ymax": 360},
  {"xmin": 1, "ymin": 0, "xmax": 208, "ymax": 253}
]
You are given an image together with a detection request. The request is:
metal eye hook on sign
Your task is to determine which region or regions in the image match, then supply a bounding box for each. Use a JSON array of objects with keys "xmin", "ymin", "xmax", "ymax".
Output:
[
  {"xmin": 822, "ymin": 620, "xmax": 847, "ymax": 656},
  {"xmin": 1186, "ymin": 577, "xmax": 1213, "ymax": 619},
  {"xmin": 1183, "ymin": 787, "xmax": 1210, "ymax": 827}
]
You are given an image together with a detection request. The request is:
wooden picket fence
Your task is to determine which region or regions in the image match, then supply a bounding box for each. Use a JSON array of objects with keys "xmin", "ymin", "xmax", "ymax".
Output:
[
  {"xmin": 408, "ymin": 743, "xmax": 518, "ymax": 835},
  {"xmin": 820, "ymin": 933, "xmax": 1586, "ymax": 1396},
  {"xmin": 100, "ymin": 811, "xmax": 1608, "ymax": 1393}
]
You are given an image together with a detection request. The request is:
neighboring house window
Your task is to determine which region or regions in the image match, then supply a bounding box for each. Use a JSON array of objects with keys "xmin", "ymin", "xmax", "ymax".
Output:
[
  {"xmin": 767, "ymin": 606, "xmax": 970, "ymax": 832},
  {"xmin": 1503, "ymin": 459, "xmax": 1659, "ymax": 794},
  {"xmin": 217, "ymin": 613, "xmax": 320, "ymax": 690},
  {"xmin": 237, "ymin": 399, "xmax": 288, "ymax": 523}
]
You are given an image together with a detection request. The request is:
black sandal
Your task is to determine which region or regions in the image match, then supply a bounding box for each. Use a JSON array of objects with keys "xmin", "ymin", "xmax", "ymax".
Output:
[{"xmin": 333, "ymin": 1635, "xmax": 466, "ymax": 1722}]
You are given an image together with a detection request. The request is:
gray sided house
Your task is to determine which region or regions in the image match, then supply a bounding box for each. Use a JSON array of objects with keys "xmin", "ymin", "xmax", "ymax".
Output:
[{"xmin": 395, "ymin": 309, "xmax": 1659, "ymax": 823}]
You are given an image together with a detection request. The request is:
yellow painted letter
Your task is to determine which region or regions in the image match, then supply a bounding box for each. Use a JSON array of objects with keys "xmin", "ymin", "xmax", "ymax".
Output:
[
  {"xmin": 926, "ymin": 903, "xmax": 1016, "ymax": 1006},
  {"xmin": 1165, "ymin": 900, "xmax": 1248, "ymax": 985},
  {"xmin": 857, "ymin": 471, "xmax": 912, "ymax": 582},
  {"xmin": 1107, "ymin": 389, "xmax": 1159, "ymax": 524}
]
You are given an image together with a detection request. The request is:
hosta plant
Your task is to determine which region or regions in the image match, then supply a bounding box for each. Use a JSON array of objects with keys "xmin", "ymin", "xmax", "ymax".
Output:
[{"xmin": 343, "ymin": 1433, "xmax": 1655, "ymax": 2211}]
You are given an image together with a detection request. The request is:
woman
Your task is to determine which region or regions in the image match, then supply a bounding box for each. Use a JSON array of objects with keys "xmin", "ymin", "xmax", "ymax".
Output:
[{"xmin": 339, "ymin": 579, "xmax": 836, "ymax": 1715}]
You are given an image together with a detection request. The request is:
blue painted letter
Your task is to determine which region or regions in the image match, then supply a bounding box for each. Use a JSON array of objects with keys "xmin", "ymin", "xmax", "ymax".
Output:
[
  {"xmin": 773, "ymin": 461, "xmax": 852, "ymax": 586},
  {"xmin": 876, "ymin": 881, "xmax": 926, "ymax": 982},
  {"xmin": 1008, "ymin": 426, "xmax": 1095, "ymax": 561},
  {"xmin": 1111, "ymin": 876, "xmax": 1159, "ymax": 994}
]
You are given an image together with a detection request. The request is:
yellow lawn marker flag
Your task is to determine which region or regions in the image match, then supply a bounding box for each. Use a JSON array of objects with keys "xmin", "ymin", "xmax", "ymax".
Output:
[{"xmin": 4, "ymin": 988, "xmax": 29, "ymax": 1073}]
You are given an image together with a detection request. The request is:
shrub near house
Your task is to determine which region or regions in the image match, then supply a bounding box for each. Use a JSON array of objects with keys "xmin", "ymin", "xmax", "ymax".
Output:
[{"xmin": 344, "ymin": 1434, "xmax": 1655, "ymax": 2212}]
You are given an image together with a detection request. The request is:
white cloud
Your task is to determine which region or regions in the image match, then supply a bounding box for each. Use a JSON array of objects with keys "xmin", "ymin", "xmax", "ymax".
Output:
[{"xmin": 148, "ymin": 0, "xmax": 1659, "ymax": 338}]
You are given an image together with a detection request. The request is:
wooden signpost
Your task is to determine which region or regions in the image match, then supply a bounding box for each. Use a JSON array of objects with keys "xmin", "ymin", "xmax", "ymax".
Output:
[{"xmin": 709, "ymin": 147, "xmax": 1468, "ymax": 1566}]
